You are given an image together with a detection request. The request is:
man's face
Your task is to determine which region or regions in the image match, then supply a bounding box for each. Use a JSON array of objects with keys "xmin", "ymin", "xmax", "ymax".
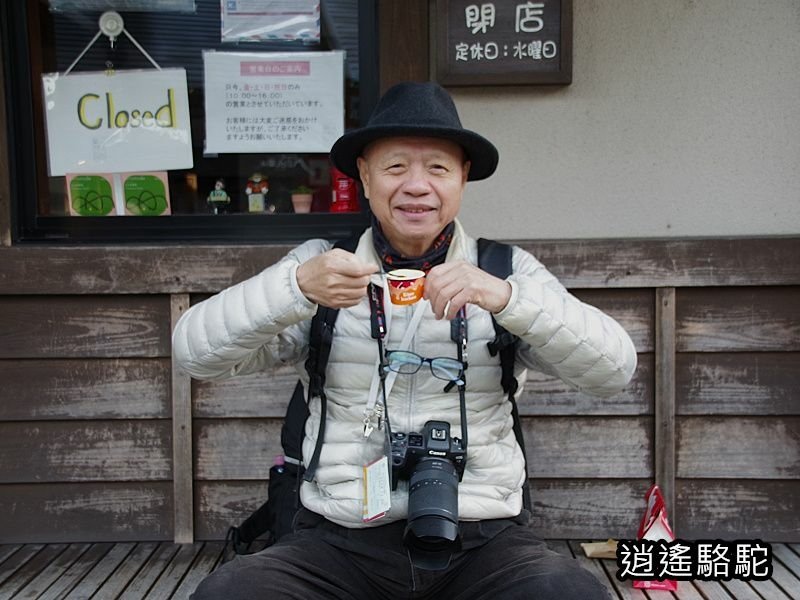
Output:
[{"xmin": 357, "ymin": 136, "xmax": 470, "ymax": 257}]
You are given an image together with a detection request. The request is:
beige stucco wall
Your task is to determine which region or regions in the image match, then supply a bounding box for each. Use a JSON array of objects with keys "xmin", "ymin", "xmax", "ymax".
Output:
[{"xmin": 452, "ymin": 0, "xmax": 800, "ymax": 239}]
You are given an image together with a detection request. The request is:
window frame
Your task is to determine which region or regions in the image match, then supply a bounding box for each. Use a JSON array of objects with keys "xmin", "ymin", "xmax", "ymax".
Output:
[{"xmin": 1, "ymin": 0, "xmax": 379, "ymax": 244}]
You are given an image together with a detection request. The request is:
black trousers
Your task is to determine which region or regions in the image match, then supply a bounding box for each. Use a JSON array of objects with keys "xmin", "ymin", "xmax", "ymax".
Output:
[{"xmin": 192, "ymin": 510, "xmax": 611, "ymax": 600}]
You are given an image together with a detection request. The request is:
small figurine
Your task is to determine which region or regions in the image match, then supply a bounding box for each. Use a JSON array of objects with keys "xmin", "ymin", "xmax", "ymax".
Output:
[
  {"xmin": 206, "ymin": 178, "xmax": 230, "ymax": 215},
  {"xmin": 245, "ymin": 172, "xmax": 269, "ymax": 212}
]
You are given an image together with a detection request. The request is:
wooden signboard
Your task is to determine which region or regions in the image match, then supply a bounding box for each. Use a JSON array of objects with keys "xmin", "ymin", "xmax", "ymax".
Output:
[{"xmin": 435, "ymin": 0, "xmax": 572, "ymax": 85}]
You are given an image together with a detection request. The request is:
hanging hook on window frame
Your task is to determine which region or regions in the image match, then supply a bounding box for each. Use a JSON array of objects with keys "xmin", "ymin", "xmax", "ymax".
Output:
[{"xmin": 64, "ymin": 11, "xmax": 162, "ymax": 76}]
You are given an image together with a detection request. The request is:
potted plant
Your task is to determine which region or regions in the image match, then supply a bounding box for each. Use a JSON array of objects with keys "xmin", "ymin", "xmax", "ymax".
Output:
[{"xmin": 291, "ymin": 185, "xmax": 314, "ymax": 213}]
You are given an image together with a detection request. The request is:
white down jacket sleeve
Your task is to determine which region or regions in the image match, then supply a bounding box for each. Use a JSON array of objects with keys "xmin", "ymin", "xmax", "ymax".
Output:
[
  {"xmin": 172, "ymin": 239, "xmax": 331, "ymax": 380},
  {"xmin": 496, "ymin": 247, "xmax": 638, "ymax": 397}
]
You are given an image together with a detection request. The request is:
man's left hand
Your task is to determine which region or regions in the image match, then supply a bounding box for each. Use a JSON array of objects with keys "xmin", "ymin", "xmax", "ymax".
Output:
[{"xmin": 424, "ymin": 261, "xmax": 512, "ymax": 320}]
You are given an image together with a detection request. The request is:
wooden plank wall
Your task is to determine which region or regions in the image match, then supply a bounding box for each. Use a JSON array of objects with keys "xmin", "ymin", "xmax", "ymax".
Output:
[
  {"xmin": 522, "ymin": 288, "xmax": 655, "ymax": 539},
  {"xmin": 674, "ymin": 287, "xmax": 800, "ymax": 540},
  {"xmin": 0, "ymin": 296, "xmax": 174, "ymax": 543},
  {"xmin": 0, "ymin": 240, "xmax": 798, "ymax": 545}
]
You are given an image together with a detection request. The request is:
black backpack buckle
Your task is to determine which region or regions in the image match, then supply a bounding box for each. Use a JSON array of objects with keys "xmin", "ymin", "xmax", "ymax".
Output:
[{"xmin": 487, "ymin": 331, "xmax": 517, "ymax": 356}]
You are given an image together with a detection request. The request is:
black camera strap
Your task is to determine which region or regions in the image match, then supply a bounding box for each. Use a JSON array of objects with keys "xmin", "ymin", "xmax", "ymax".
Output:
[
  {"xmin": 451, "ymin": 306, "xmax": 469, "ymax": 451},
  {"xmin": 369, "ymin": 282, "xmax": 393, "ymax": 442}
]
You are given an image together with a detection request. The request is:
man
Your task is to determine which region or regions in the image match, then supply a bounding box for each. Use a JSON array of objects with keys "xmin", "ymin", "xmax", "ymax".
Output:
[{"xmin": 175, "ymin": 82, "xmax": 637, "ymax": 599}]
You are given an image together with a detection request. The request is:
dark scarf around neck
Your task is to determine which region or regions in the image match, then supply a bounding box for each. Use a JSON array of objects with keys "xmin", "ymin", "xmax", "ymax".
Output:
[{"xmin": 370, "ymin": 215, "xmax": 454, "ymax": 273}]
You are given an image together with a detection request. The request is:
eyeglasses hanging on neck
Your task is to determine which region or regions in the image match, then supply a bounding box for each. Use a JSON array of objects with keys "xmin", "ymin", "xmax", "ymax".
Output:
[{"xmin": 384, "ymin": 350, "xmax": 465, "ymax": 386}]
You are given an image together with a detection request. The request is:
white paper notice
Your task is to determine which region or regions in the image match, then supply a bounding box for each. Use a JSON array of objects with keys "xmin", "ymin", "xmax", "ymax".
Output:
[
  {"xmin": 221, "ymin": 0, "xmax": 320, "ymax": 43},
  {"xmin": 203, "ymin": 50, "xmax": 344, "ymax": 154}
]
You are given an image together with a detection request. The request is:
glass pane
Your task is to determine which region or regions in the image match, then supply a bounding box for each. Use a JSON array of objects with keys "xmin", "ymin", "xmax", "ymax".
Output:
[{"xmin": 28, "ymin": 0, "xmax": 363, "ymax": 220}]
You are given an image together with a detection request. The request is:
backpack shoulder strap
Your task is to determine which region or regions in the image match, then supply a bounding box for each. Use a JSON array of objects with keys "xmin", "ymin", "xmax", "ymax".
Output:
[
  {"xmin": 477, "ymin": 238, "xmax": 518, "ymax": 397},
  {"xmin": 477, "ymin": 238, "xmax": 531, "ymax": 512},
  {"xmin": 302, "ymin": 231, "xmax": 363, "ymax": 482}
]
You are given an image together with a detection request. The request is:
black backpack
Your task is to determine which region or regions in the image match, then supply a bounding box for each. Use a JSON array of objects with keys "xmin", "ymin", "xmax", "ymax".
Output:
[{"xmin": 225, "ymin": 236, "xmax": 528, "ymax": 555}]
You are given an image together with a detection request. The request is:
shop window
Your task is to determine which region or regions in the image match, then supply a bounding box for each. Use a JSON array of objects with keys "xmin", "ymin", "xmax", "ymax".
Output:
[{"xmin": 2, "ymin": 0, "xmax": 377, "ymax": 242}]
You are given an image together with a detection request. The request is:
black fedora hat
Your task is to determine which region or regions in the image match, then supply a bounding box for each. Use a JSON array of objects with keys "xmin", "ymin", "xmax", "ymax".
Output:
[{"xmin": 330, "ymin": 82, "xmax": 498, "ymax": 181}]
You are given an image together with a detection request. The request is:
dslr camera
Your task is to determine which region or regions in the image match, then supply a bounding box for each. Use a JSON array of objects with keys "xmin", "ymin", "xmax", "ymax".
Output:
[{"xmin": 390, "ymin": 420, "xmax": 466, "ymax": 569}]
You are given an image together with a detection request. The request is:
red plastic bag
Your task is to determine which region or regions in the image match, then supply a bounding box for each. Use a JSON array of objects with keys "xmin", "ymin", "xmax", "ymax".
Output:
[{"xmin": 633, "ymin": 484, "xmax": 678, "ymax": 591}]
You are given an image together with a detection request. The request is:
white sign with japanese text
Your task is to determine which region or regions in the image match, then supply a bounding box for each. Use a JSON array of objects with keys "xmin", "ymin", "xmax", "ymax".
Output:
[
  {"xmin": 221, "ymin": 0, "xmax": 320, "ymax": 43},
  {"xmin": 42, "ymin": 68, "xmax": 193, "ymax": 176},
  {"xmin": 203, "ymin": 51, "xmax": 344, "ymax": 154}
]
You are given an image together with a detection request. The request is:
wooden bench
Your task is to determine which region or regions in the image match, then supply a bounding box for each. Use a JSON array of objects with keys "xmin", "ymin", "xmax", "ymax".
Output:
[{"xmin": 2, "ymin": 540, "xmax": 799, "ymax": 599}]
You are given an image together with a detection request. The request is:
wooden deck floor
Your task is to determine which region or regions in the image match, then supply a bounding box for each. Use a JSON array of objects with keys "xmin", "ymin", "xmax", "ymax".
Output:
[{"xmin": 0, "ymin": 540, "xmax": 798, "ymax": 599}]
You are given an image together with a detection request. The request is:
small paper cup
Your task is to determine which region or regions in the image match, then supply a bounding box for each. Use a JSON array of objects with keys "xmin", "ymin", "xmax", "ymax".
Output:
[{"xmin": 386, "ymin": 269, "xmax": 426, "ymax": 305}]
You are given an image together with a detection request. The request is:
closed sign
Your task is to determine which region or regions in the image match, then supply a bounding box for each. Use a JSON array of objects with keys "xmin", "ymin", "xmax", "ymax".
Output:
[{"xmin": 42, "ymin": 68, "xmax": 193, "ymax": 176}]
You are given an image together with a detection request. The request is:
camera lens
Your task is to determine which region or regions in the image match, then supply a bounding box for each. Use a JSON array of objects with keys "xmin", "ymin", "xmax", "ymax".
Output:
[{"xmin": 403, "ymin": 457, "xmax": 461, "ymax": 570}]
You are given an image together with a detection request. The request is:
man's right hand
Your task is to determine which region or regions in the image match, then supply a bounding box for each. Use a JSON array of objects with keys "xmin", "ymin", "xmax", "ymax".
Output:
[{"xmin": 296, "ymin": 249, "xmax": 378, "ymax": 308}]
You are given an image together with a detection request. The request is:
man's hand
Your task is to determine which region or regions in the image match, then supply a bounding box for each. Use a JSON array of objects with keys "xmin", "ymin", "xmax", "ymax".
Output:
[
  {"xmin": 424, "ymin": 260, "xmax": 512, "ymax": 320},
  {"xmin": 296, "ymin": 249, "xmax": 379, "ymax": 308}
]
